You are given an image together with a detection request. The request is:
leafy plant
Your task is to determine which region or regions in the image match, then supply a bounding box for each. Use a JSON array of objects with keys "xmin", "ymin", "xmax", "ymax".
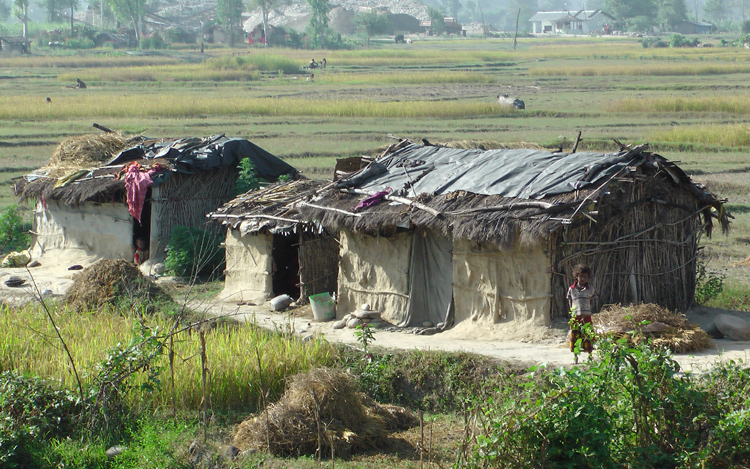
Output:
[
  {"xmin": 235, "ymin": 157, "xmax": 261, "ymax": 195},
  {"xmin": 353, "ymin": 323, "xmax": 375, "ymax": 354},
  {"xmin": 164, "ymin": 226, "xmax": 224, "ymax": 278},
  {"xmin": 0, "ymin": 205, "xmax": 30, "ymax": 255},
  {"xmin": 695, "ymin": 258, "xmax": 725, "ymax": 304}
]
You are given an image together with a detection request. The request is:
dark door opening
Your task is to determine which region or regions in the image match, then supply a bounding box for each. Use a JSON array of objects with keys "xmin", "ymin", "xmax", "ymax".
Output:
[
  {"xmin": 132, "ymin": 187, "xmax": 152, "ymax": 263},
  {"xmin": 272, "ymin": 233, "xmax": 300, "ymax": 299}
]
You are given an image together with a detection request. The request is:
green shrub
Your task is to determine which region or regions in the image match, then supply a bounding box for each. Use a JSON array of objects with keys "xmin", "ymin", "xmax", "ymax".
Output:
[
  {"xmin": 0, "ymin": 205, "xmax": 30, "ymax": 255},
  {"xmin": 139, "ymin": 36, "xmax": 167, "ymax": 50},
  {"xmin": 164, "ymin": 226, "xmax": 224, "ymax": 278},
  {"xmin": 66, "ymin": 37, "xmax": 95, "ymax": 49},
  {"xmin": 742, "ymin": 20, "xmax": 750, "ymax": 34},
  {"xmin": 234, "ymin": 158, "xmax": 261, "ymax": 195},
  {"xmin": 695, "ymin": 259, "xmax": 725, "ymax": 304},
  {"xmin": 461, "ymin": 339, "xmax": 750, "ymax": 468},
  {"xmin": 0, "ymin": 372, "xmax": 81, "ymax": 466}
]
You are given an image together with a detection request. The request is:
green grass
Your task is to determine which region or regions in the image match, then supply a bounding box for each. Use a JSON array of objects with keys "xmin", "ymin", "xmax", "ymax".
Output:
[
  {"xmin": 706, "ymin": 282, "xmax": 750, "ymax": 311},
  {"xmin": 609, "ymin": 96, "xmax": 750, "ymax": 113},
  {"xmin": 649, "ymin": 124, "xmax": 750, "ymax": 147},
  {"xmin": 0, "ymin": 303, "xmax": 336, "ymax": 412}
]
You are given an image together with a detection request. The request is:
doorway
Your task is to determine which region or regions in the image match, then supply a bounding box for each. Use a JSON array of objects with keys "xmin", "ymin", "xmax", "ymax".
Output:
[
  {"xmin": 272, "ymin": 233, "xmax": 300, "ymax": 299},
  {"xmin": 132, "ymin": 187, "xmax": 152, "ymax": 260}
]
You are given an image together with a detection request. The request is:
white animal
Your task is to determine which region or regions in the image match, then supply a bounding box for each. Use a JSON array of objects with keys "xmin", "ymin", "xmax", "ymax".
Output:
[
  {"xmin": 306, "ymin": 73, "xmax": 314, "ymax": 82},
  {"xmin": 406, "ymin": 38, "xmax": 413, "ymax": 45}
]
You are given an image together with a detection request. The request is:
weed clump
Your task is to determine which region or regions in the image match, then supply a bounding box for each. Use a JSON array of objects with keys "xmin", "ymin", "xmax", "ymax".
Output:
[
  {"xmin": 62, "ymin": 259, "xmax": 170, "ymax": 312},
  {"xmin": 233, "ymin": 367, "xmax": 417, "ymax": 457}
]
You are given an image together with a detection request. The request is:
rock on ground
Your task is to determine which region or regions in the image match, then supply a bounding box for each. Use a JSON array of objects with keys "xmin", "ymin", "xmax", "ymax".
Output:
[{"xmin": 715, "ymin": 314, "xmax": 750, "ymax": 341}]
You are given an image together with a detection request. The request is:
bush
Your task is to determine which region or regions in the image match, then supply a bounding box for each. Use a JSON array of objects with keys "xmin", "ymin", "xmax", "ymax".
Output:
[
  {"xmin": 66, "ymin": 37, "xmax": 95, "ymax": 49},
  {"xmin": 139, "ymin": 36, "xmax": 167, "ymax": 50},
  {"xmin": 742, "ymin": 20, "xmax": 750, "ymax": 34},
  {"xmin": 695, "ymin": 258, "xmax": 725, "ymax": 304},
  {"xmin": 670, "ymin": 33, "xmax": 699, "ymax": 47},
  {"xmin": 235, "ymin": 157, "xmax": 261, "ymax": 195},
  {"xmin": 0, "ymin": 372, "xmax": 81, "ymax": 466},
  {"xmin": 0, "ymin": 205, "xmax": 30, "ymax": 255},
  {"xmin": 462, "ymin": 339, "xmax": 750, "ymax": 468},
  {"xmin": 164, "ymin": 226, "xmax": 224, "ymax": 277}
]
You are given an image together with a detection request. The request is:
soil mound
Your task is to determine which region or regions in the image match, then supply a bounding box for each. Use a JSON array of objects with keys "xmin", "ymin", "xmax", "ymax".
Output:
[
  {"xmin": 233, "ymin": 367, "xmax": 417, "ymax": 457},
  {"xmin": 62, "ymin": 259, "xmax": 170, "ymax": 311},
  {"xmin": 594, "ymin": 303, "xmax": 711, "ymax": 353}
]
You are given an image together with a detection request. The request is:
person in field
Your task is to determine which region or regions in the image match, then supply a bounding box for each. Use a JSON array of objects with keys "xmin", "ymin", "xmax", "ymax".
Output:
[{"xmin": 567, "ymin": 264, "xmax": 597, "ymax": 364}]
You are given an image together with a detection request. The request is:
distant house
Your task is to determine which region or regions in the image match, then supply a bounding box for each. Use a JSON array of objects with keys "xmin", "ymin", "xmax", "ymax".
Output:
[
  {"xmin": 672, "ymin": 20, "xmax": 714, "ymax": 34},
  {"xmin": 529, "ymin": 10, "xmax": 615, "ymax": 34},
  {"xmin": 420, "ymin": 16, "xmax": 465, "ymax": 35},
  {"xmin": 0, "ymin": 36, "xmax": 31, "ymax": 54}
]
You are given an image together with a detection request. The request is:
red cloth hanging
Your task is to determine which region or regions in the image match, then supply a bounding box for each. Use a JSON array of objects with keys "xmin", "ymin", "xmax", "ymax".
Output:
[{"xmin": 123, "ymin": 162, "xmax": 154, "ymax": 223}]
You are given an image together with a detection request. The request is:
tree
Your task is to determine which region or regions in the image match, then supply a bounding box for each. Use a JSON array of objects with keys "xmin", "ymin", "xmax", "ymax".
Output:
[
  {"xmin": 656, "ymin": 0, "xmax": 688, "ymax": 29},
  {"xmin": 703, "ymin": 0, "xmax": 729, "ymax": 22},
  {"xmin": 216, "ymin": 0, "xmax": 242, "ymax": 46},
  {"xmin": 306, "ymin": 0, "xmax": 330, "ymax": 49},
  {"xmin": 0, "ymin": 0, "xmax": 8, "ymax": 19},
  {"xmin": 465, "ymin": 0, "xmax": 476, "ymax": 21},
  {"xmin": 354, "ymin": 10, "xmax": 388, "ymax": 46},
  {"xmin": 42, "ymin": 0, "xmax": 63, "ymax": 22},
  {"xmin": 602, "ymin": 0, "xmax": 657, "ymax": 29},
  {"xmin": 13, "ymin": 0, "xmax": 29, "ymax": 38},
  {"xmin": 66, "ymin": 0, "xmax": 80, "ymax": 37},
  {"xmin": 248, "ymin": 0, "xmax": 272, "ymax": 46},
  {"xmin": 442, "ymin": 0, "xmax": 461, "ymax": 18},
  {"xmin": 106, "ymin": 0, "xmax": 145, "ymax": 39},
  {"xmin": 426, "ymin": 5, "xmax": 446, "ymax": 34}
]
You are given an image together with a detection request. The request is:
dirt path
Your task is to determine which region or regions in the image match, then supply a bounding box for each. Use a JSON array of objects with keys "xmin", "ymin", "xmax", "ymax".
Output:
[{"xmin": 199, "ymin": 300, "xmax": 750, "ymax": 373}]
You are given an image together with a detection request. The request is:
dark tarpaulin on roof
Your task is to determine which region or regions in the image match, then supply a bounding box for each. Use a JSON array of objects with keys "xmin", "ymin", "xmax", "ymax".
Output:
[
  {"xmin": 352, "ymin": 144, "xmax": 640, "ymax": 200},
  {"xmin": 106, "ymin": 135, "xmax": 296, "ymax": 180}
]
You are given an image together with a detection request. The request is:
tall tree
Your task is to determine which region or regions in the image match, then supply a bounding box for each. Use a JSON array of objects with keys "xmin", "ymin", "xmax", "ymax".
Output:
[
  {"xmin": 354, "ymin": 10, "xmax": 388, "ymax": 46},
  {"xmin": 602, "ymin": 0, "xmax": 656, "ymax": 29},
  {"xmin": 42, "ymin": 0, "xmax": 63, "ymax": 22},
  {"xmin": 703, "ymin": 0, "xmax": 729, "ymax": 21},
  {"xmin": 306, "ymin": 0, "xmax": 330, "ymax": 49},
  {"xmin": 426, "ymin": 5, "xmax": 446, "ymax": 34},
  {"xmin": 656, "ymin": 0, "xmax": 688, "ymax": 29},
  {"xmin": 248, "ymin": 0, "xmax": 290, "ymax": 46},
  {"xmin": 106, "ymin": 0, "xmax": 145, "ymax": 39},
  {"xmin": 0, "ymin": 0, "xmax": 9, "ymax": 18},
  {"xmin": 13, "ymin": 0, "xmax": 29, "ymax": 38},
  {"xmin": 216, "ymin": 0, "xmax": 242, "ymax": 46},
  {"xmin": 67, "ymin": 0, "xmax": 79, "ymax": 36},
  {"xmin": 465, "ymin": 0, "xmax": 476, "ymax": 21},
  {"xmin": 442, "ymin": 0, "xmax": 461, "ymax": 18}
]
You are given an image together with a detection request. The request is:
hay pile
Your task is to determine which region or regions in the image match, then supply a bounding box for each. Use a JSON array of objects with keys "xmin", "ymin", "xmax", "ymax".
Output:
[
  {"xmin": 233, "ymin": 368, "xmax": 417, "ymax": 457},
  {"xmin": 44, "ymin": 133, "xmax": 132, "ymax": 175},
  {"xmin": 594, "ymin": 303, "xmax": 711, "ymax": 353},
  {"xmin": 63, "ymin": 259, "xmax": 170, "ymax": 312}
]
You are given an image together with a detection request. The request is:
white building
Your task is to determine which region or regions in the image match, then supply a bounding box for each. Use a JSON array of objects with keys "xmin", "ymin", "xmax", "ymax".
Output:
[{"xmin": 529, "ymin": 10, "xmax": 615, "ymax": 34}]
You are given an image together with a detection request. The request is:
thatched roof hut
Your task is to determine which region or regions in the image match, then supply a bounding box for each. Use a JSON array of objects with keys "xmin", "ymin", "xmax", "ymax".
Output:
[
  {"xmin": 208, "ymin": 178, "xmax": 338, "ymax": 303},
  {"xmin": 14, "ymin": 133, "xmax": 296, "ymax": 270},
  {"xmin": 219, "ymin": 139, "xmax": 728, "ymax": 330}
]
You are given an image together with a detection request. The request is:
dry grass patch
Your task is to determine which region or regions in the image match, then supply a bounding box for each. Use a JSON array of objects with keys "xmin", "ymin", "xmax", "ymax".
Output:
[
  {"xmin": 594, "ymin": 303, "xmax": 712, "ymax": 353},
  {"xmin": 608, "ymin": 96, "xmax": 750, "ymax": 113},
  {"xmin": 532, "ymin": 62, "xmax": 750, "ymax": 77},
  {"xmin": 233, "ymin": 367, "xmax": 417, "ymax": 457}
]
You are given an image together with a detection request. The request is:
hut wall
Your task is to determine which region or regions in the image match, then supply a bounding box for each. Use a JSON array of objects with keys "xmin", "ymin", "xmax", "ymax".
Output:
[
  {"xmin": 298, "ymin": 231, "xmax": 339, "ymax": 302},
  {"xmin": 151, "ymin": 168, "xmax": 238, "ymax": 260},
  {"xmin": 30, "ymin": 200, "xmax": 134, "ymax": 261},
  {"xmin": 452, "ymin": 238, "xmax": 551, "ymax": 326},
  {"xmin": 337, "ymin": 230, "xmax": 412, "ymax": 323},
  {"xmin": 550, "ymin": 179, "xmax": 703, "ymax": 317},
  {"xmin": 220, "ymin": 229, "xmax": 273, "ymax": 302}
]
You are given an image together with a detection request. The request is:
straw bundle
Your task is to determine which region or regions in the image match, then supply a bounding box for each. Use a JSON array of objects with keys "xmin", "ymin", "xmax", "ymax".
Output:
[
  {"xmin": 233, "ymin": 367, "xmax": 417, "ymax": 457},
  {"xmin": 44, "ymin": 133, "xmax": 132, "ymax": 175},
  {"xmin": 732, "ymin": 254, "xmax": 750, "ymax": 267},
  {"xmin": 62, "ymin": 259, "xmax": 170, "ymax": 312},
  {"xmin": 594, "ymin": 303, "xmax": 711, "ymax": 353}
]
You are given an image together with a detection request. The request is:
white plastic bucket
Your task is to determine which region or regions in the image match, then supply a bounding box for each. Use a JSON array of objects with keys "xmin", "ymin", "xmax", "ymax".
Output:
[{"xmin": 310, "ymin": 292, "xmax": 336, "ymax": 322}]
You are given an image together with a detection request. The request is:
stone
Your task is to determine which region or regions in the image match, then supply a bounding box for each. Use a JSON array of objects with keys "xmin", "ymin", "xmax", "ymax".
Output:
[
  {"xmin": 105, "ymin": 445, "xmax": 126, "ymax": 458},
  {"xmin": 302, "ymin": 334, "xmax": 314, "ymax": 342},
  {"xmin": 41, "ymin": 289, "xmax": 53, "ymax": 296},
  {"xmin": 347, "ymin": 317, "xmax": 362, "ymax": 328},
  {"xmin": 359, "ymin": 303, "xmax": 371, "ymax": 311},
  {"xmin": 333, "ymin": 320, "xmax": 347, "ymax": 329},
  {"xmin": 422, "ymin": 321, "xmax": 434, "ymax": 328},
  {"xmin": 436, "ymin": 322, "xmax": 445, "ymax": 329},
  {"xmin": 704, "ymin": 321, "xmax": 724, "ymax": 339},
  {"xmin": 270, "ymin": 294, "xmax": 293, "ymax": 311},
  {"xmin": 353, "ymin": 310, "xmax": 381, "ymax": 320},
  {"xmin": 27, "ymin": 260, "xmax": 40, "ymax": 268},
  {"xmin": 638, "ymin": 321, "xmax": 672, "ymax": 333},
  {"xmin": 715, "ymin": 314, "xmax": 750, "ymax": 341},
  {"xmin": 341, "ymin": 313, "xmax": 352, "ymax": 322},
  {"xmin": 4, "ymin": 276, "xmax": 25, "ymax": 287},
  {"xmin": 152, "ymin": 262, "xmax": 166, "ymax": 274},
  {"xmin": 223, "ymin": 445, "xmax": 241, "ymax": 460}
]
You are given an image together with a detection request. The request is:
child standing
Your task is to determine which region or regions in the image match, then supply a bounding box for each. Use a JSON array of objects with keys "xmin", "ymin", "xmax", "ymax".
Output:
[{"xmin": 567, "ymin": 264, "xmax": 597, "ymax": 364}]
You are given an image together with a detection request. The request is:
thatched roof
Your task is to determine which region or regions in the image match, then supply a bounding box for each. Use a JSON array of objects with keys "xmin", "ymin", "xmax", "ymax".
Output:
[
  {"xmin": 14, "ymin": 133, "xmax": 296, "ymax": 206},
  {"xmin": 208, "ymin": 178, "xmax": 329, "ymax": 235},
  {"xmin": 213, "ymin": 140, "xmax": 729, "ymax": 245}
]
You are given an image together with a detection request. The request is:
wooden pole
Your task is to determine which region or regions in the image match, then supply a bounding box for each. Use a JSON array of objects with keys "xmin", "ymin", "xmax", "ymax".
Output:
[
  {"xmin": 571, "ymin": 130, "xmax": 583, "ymax": 153},
  {"xmin": 478, "ymin": 0, "xmax": 487, "ymax": 39},
  {"xmin": 513, "ymin": 8, "xmax": 521, "ymax": 50}
]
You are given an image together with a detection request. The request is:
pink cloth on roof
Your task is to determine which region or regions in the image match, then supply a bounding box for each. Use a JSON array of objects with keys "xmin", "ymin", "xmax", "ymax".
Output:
[
  {"xmin": 352, "ymin": 188, "xmax": 391, "ymax": 212},
  {"xmin": 123, "ymin": 162, "xmax": 155, "ymax": 223}
]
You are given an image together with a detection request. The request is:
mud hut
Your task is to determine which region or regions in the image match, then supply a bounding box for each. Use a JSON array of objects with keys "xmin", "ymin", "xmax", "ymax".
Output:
[
  {"xmin": 208, "ymin": 179, "xmax": 338, "ymax": 303},
  {"xmin": 14, "ymin": 134, "xmax": 296, "ymax": 270},
  {"xmin": 284, "ymin": 140, "xmax": 728, "ymax": 330}
]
